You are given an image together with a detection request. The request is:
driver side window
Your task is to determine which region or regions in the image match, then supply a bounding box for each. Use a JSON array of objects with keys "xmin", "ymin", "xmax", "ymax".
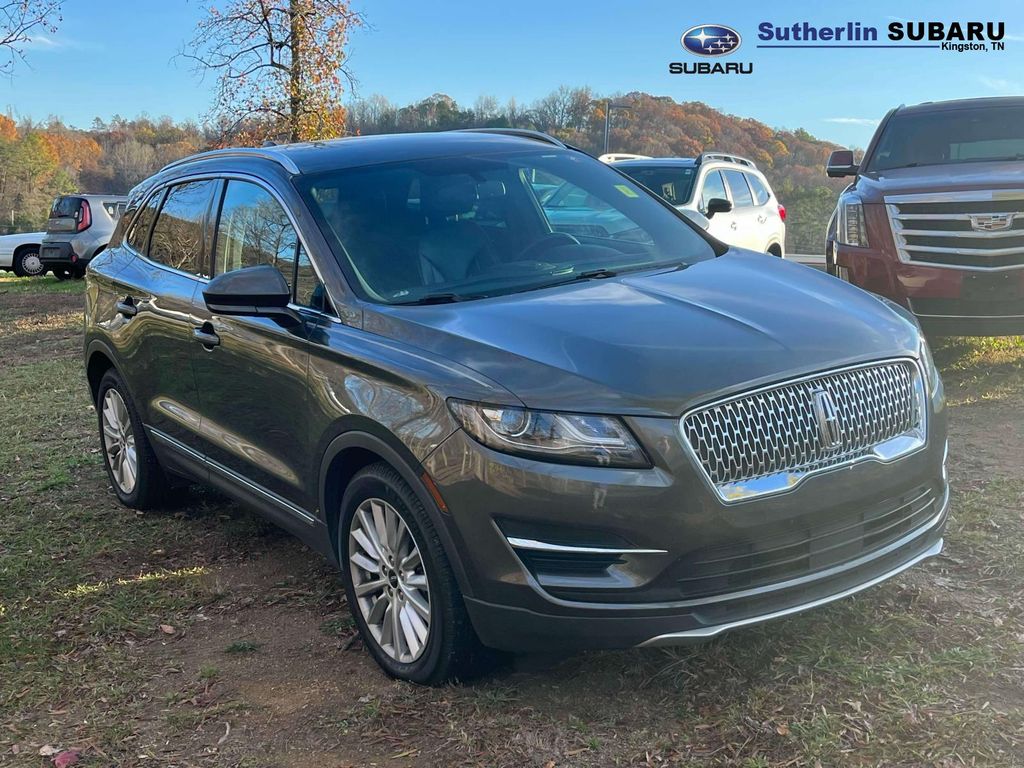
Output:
[{"xmin": 699, "ymin": 171, "xmax": 728, "ymax": 213}]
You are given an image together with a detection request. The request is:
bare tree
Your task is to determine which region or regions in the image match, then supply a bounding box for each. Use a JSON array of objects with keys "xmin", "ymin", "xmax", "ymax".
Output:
[
  {"xmin": 183, "ymin": 0, "xmax": 363, "ymax": 145},
  {"xmin": 0, "ymin": 0, "xmax": 62, "ymax": 75}
]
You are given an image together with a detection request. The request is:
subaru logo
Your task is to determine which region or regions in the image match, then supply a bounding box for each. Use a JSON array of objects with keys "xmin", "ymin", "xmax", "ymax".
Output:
[
  {"xmin": 681, "ymin": 24, "xmax": 742, "ymax": 57},
  {"xmin": 970, "ymin": 213, "xmax": 1014, "ymax": 232},
  {"xmin": 811, "ymin": 389, "xmax": 843, "ymax": 450}
]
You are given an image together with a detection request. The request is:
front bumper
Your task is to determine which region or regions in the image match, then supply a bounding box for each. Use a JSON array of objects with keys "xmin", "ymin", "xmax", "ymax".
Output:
[
  {"xmin": 833, "ymin": 241, "xmax": 1024, "ymax": 336},
  {"xmin": 423, "ymin": 410, "xmax": 949, "ymax": 652}
]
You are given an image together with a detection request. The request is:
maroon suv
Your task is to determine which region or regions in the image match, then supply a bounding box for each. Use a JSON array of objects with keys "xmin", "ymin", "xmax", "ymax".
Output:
[{"xmin": 825, "ymin": 97, "xmax": 1024, "ymax": 336}]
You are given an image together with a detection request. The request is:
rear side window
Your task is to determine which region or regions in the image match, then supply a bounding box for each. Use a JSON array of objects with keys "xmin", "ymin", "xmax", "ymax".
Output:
[
  {"xmin": 746, "ymin": 174, "xmax": 771, "ymax": 206},
  {"xmin": 148, "ymin": 180, "xmax": 219, "ymax": 277},
  {"xmin": 699, "ymin": 171, "xmax": 728, "ymax": 211},
  {"xmin": 723, "ymin": 169, "xmax": 754, "ymax": 208},
  {"xmin": 126, "ymin": 192, "xmax": 163, "ymax": 253}
]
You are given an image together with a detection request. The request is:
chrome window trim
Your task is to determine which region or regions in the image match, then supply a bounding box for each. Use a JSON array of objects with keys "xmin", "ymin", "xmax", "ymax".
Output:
[
  {"xmin": 125, "ymin": 170, "xmax": 342, "ymax": 320},
  {"xmin": 885, "ymin": 189, "xmax": 1024, "ymax": 272},
  {"xmin": 678, "ymin": 357, "xmax": 929, "ymax": 504}
]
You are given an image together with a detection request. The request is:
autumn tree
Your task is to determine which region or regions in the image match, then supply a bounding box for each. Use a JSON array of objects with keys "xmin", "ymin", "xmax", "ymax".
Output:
[
  {"xmin": 0, "ymin": 0, "xmax": 62, "ymax": 74},
  {"xmin": 184, "ymin": 0, "xmax": 362, "ymax": 145}
]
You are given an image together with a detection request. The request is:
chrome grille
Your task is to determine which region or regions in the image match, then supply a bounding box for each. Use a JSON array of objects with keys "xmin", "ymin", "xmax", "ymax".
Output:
[
  {"xmin": 886, "ymin": 190, "xmax": 1024, "ymax": 270},
  {"xmin": 682, "ymin": 360, "xmax": 926, "ymax": 502}
]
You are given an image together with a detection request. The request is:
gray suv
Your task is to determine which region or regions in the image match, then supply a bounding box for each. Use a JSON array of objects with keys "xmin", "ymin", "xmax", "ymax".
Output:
[
  {"xmin": 84, "ymin": 130, "xmax": 949, "ymax": 684},
  {"xmin": 41, "ymin": 194, "xmax": 127, "ymax": 279}
]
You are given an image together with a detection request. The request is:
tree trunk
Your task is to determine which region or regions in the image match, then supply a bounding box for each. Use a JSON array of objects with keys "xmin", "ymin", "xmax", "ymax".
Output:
[{"xmin": 289, "ymin": 0, "xmax": 303, "ymax": 143}]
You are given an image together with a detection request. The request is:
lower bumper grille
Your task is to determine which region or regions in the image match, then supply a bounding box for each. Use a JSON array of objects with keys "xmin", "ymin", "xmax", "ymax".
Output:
[{"xmin": 672, "ymin": 483, "xmax": 940, "ymax": 600}]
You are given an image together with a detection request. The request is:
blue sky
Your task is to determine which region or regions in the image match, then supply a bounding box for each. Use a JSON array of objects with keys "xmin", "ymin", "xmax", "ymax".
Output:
[{"xmin": 3, "ymin": 0, "xmax": 1022, "ymax": 147}]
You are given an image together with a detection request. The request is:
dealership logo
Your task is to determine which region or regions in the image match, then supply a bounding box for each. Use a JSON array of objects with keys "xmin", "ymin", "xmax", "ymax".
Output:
[
  {"xmin": 970, "ymin": 213, "xmax": 1014, "ymax": 232},
  {"xmin": 681, "ymin": 24, "xmax": 742, "ymax": 56},
  {"xmin": 811, "ymin": 389, "xmax": 843, "ymax": 449}
]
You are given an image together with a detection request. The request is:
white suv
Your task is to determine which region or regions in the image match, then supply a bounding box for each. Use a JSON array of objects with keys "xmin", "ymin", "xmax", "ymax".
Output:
[{"xmin": 613, "ymin": 153, "xmax": 786, "ymax": 257}]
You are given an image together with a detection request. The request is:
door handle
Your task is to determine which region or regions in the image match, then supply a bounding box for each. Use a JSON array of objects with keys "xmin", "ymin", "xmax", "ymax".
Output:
[
  {"xmin": 115, "ymin": 297, "xmax": 137, "ymax": 318},
  {"xmin": 193, "ymin": 323, "xmax": 220, "ymax": 348}
]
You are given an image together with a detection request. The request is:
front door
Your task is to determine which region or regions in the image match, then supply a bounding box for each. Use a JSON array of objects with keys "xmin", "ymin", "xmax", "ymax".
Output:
[
  {"xmin": 699, "ymin": 169, "xmax": 741, "ymax": 246},
  {"xmin": 189, "ymin": 179, "xmax": 314, "ymax": 514}
]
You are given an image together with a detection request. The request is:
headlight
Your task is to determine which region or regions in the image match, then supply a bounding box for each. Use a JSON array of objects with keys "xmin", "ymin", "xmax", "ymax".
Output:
[
  {"xmin": 919, "ymin": 337, "xmax": 942, "ymax": 399},
  {"xmin": 448, "ymin": 400, "xmax": 649, "ymax": 468},
  {"xmin": 837, "ymin": 193, "xmax": 869, "ymax": 247}
]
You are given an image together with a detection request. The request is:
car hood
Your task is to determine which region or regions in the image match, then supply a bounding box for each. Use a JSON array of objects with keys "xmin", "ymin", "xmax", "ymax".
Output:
[
  {"xmin": 366, "ymin": 251, "xmax": 921, "ymax": 416},
  {"xmin": 856, "ymin": 161, "xmax": 1024, "ymax": 203}
]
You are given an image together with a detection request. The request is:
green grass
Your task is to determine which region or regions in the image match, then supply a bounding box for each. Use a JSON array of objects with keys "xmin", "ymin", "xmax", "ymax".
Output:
[{"xmin": 0, "ymin": 273, "xmax": 86, "ymax": 294}]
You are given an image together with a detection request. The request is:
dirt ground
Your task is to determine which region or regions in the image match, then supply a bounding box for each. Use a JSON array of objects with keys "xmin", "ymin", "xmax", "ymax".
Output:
[{"xmin": 1, "ymin": 274, "xmax": 1022, "ymax": 768}]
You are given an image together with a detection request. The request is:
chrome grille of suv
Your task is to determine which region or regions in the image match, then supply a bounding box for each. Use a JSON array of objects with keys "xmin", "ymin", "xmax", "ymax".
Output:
[
  {"xmin": 885, "ymin": 191, "xmax": 1024, "ymax": 270},
  {"xmin": 681, "ymin": 360, "xmax": 926, "ymax": 502}
]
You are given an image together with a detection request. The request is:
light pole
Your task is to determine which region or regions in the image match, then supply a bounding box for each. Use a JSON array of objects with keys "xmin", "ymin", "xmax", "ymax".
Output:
[{"xmin": 603, "ymin": 100, "xmax": 633, "ymax": 155}]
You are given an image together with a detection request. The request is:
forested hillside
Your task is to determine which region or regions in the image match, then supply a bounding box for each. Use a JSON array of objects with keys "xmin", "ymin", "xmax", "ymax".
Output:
[{"xmin": 1, "ymin": 90, "xmax": 853, "ymax": 252}]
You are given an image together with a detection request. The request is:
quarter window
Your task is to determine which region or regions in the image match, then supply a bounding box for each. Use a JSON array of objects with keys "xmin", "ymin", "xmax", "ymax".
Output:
[
  {"xmin": 126, "ymin": 191, "xmax": 162, "ymax": 254},
  {"xmin": 699, "ymin": 171, "xmax": 728, "ymax": 212},
  {"xmin": 746, "ymin": 174, "xmax": 771, "ymax": 206},
  {"xmin": 148, "ymin": 181, "xmax": 218, "ymax": 276},
  {"xmin": 723, "ymin": 169, "xmax": 754, "ymax": 208}
]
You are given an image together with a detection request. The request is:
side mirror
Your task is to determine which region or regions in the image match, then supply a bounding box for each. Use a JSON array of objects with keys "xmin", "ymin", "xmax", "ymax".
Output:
[
  {"xmin": 705, "ymin": 198, "xmax": 732, "ymax": 218},
  {"xmin": 202, "ymin": 265, "xmax": 301, "ymax": 326},
  {"xmin": 826, "ymin": 149, "xmax": 859, "ymax": 178}
]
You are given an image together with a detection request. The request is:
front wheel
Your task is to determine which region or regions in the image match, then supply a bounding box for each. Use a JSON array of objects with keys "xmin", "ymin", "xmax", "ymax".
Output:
[{"xmin": 339, "ymin": 462, "xmax": 493, "ymax": 684}]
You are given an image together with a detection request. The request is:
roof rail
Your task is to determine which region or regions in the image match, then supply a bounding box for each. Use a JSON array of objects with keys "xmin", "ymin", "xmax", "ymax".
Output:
[
  {"xmin": 159, "ymin": 147, "xmax": 301, "ymax": 175},
  {"xmin": 455, "ymin": 128, "xmax": 567, "ymax": 148},
  {"xmin": 696, "ymin": 151, "xmax": 756, "ymax": 169}
]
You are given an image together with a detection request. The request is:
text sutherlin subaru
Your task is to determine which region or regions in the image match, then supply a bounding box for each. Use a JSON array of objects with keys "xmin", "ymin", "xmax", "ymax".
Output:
[
  {"xmin": 85, "ymin": 129, "xmax": 948, "ymax": 684},
  {"xmin": 826, "ymin": 96, "xmax": 1024, "ymax": 336}
]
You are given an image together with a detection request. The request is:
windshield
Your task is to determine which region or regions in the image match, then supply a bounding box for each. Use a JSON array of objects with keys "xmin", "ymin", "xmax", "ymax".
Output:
[
  {"xmin": 867, "ymin": 105, "xmax": 1024, "ymax": 171},
  {"xmin": 614, "ymin": 165, "xmax": 697, "ymax": 206},
  {"xmin": 296, "ymin": 149, "xmax": 713, "ymax": 304}
]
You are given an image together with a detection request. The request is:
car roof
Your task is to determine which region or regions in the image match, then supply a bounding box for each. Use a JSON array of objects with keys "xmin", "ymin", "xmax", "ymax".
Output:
[
  {"xmin": 612, "ymin": 158, "xmax": 698, "ymax": 168},
  {"xmin": 166, "ymin": 131, "xmax": 573, "ymax": 177},
  {"xmin": 897, "ymin": 95, "xmax": 1024, "ymax": 116}
]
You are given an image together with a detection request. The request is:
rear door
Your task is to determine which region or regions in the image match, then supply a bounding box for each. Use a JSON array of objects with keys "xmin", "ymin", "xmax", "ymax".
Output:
[
  {"xmin": 721, "ymin": 169, "xmax": 762, "ymax": 251},
  {"xmin": 107, "ymin": 180, "xmax": 219, "ymax": 464},
  {"xmin": 189, "ymin": 178, "xmax": 315, "ymax": 514}
]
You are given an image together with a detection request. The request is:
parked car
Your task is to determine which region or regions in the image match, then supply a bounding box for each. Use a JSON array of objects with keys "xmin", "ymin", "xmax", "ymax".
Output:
[
  {"xmin": 826, "ymin": 96, "xmax": 1024, "ymax": 336},
  {"xmin": 40, "ymin": 194, "xmax": 127, "ymax": 279},
  {"xmin": 613, "ymin": 154, "xmax": 787, "ymax": 256},
  {"xmin": 85, "ymin": 130, "xmax": 948, "ymax": 684},
  {"xmin": 0, "ymin": 231, "xmax": 46, "ymax": 276}
]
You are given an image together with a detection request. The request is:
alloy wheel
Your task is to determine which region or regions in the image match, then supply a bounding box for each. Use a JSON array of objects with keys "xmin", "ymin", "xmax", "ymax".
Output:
[
  {"xmin": 101, "ymin": 389, "xmax": 138, "ymax": 494},
  {"xmin": 348, "ymin": 497, "xmax": 431, "ymax": 663}
]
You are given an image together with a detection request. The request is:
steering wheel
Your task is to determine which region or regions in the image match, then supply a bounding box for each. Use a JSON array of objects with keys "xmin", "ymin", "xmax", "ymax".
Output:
[{"xmin": 515, "ymin": 232, "xmax": 580, "ymax": 261}]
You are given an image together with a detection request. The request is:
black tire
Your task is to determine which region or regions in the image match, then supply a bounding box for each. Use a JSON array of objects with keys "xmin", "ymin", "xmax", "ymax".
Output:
[
  {"xmin": 52, "ymin": 266, "xmax": 73, "ymax": 281},
  {"xmin": 339, "ymin": 462, "xmax": 493, "ymax": 684},
  {"xmin": 96, "ymin": 368, "xmax": 169, "ymax": 510},
  {"xmin": 12, "ymin": 247, "xmax": 44, "ymax": 277},
  {"xmin": 73, "ymin": 265, "xmax": 86, "ymax": 279}
]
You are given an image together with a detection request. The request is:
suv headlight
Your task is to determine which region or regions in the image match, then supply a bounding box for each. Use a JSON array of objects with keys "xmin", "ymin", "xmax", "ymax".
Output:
[
  {"xmin": 448, "ymin": 400, "xmax": 649, "ymax": 468},
  {"xmin": 919, "ymin": 337, "xmax": 942, "ymax": 399},
  {"xmin": 837, "ymin": 193, "xmax": 869, "ymax": 247}
]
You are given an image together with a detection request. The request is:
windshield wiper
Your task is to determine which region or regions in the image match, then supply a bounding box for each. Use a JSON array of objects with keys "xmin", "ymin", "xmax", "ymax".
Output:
[
  {"xmin": 573, "ymin": 268, "xmax": 618, "ymax": 280},
  {"xmin": 393, "ymin": 292, "xmax": 469, "ymax": 305}
]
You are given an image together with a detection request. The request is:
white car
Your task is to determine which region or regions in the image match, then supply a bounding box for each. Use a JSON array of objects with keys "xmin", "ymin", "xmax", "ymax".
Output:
[
  {"xmin": 613, "ymin": 153, "xmax": 787, "ymax": 257},
  {"xmin": 0, "ymin": 231, "xmax": 46, "ymax": 276}
]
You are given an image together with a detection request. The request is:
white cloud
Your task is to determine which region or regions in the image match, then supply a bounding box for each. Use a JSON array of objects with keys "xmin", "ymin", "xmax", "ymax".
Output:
[
  {"xmin": 824, "ymin": 117, "xmax": 879, "ymax": 127},
  {"xmin": 979, "ymin": 76, "xmax": 1022, "ymax": 93},
  {"xmin": 22, "ymin": 35, "xmax": 62, "ymax": 49}
]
